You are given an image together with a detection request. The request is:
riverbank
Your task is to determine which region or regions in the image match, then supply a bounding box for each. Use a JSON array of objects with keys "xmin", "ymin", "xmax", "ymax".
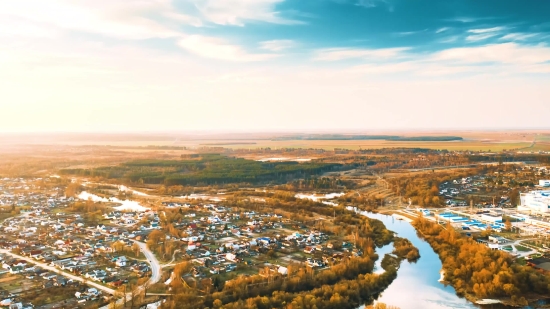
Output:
[
  {"xmin": 361, "ymin": 212, "xmax": 479, "ymax": 309},
  {"xmin": 411, "ymin": 216, "xmax": 549, "ymax": 308}
]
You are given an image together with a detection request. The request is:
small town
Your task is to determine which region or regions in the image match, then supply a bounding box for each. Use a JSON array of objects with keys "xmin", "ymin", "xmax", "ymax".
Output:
[{"xmin": 0, "ymin": 177, "xmax": 370, "ymax": 309}]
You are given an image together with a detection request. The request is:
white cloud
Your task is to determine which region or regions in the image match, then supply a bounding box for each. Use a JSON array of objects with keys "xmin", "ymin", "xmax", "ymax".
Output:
[
  {"xmin": 178, "ymin": 35, "xmax": 278, "ymax": 62},
  {"xmin": 339, "ymin": 42, "xmax": 550, "ymax": 78},
  {"xmin": 466, "ymin": 33, "xmax": 500, "ymax": 42},
  {"xmin": 436, "ymin": 27, "xmax": 450, "ymax": 33},
  {"xmin": 432, "ymin": 43, "xmax": 550, "ymax": 65},
  {"xmin": 449, "ymin": 17, "xmax": 477, "ymax": 23},
  {"xmin": 259, "ymin": 40, "xmax": 295, "ymax": 52},
  {"xmin": 439, "ymin": 35, "xmax": 459, "ymax": 44},
  {"xmin": 0, "ymin": 0, "xmax": 190, "ymax": 40},
  {"xmin": 468, "ymin": 27, "xmax": 505, "ymax": 34},
  {"xmin": 394, "ymin": 30, "xmax": 427, "ymax": 36},
  {"xmin": 313, "ymin": 47, "xmax": 410, "ymax": 61},
  {"xmin": 499, "ymin": 32, "xmax": 539, "ymax": 41},
  {"xmin": 465, "ymin": 26, "xmax": 505, "ymax": 42},
  {"xmin": 189, "ymin": 0, "xmax": 302, "ymax": 26}
]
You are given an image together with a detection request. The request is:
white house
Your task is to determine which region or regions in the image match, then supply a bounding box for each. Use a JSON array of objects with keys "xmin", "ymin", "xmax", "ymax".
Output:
[
  {"xmin": 115, "ymin": 256, "xmax": 128, "ymax": 267},
  {"xmin": 226, "ymin": 253, "xmax": 237, "ymax": 262}
]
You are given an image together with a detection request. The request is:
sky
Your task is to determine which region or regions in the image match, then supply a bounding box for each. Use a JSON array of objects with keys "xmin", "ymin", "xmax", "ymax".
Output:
[{"xmin": 1, "ymin": 0, "xmax": 549, "ymax": 133}]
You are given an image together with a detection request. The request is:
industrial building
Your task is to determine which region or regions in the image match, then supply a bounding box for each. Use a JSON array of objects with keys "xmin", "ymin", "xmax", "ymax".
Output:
[
  {"xmin": 539, "ymin": 180, "xmax": 550, "ymax": 187},
  {"xmin": 518, "ymin": 190, "xmax": 550, "ymax": 213}
]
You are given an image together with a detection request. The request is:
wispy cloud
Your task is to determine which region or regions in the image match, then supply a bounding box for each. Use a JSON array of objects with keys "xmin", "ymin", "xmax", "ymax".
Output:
[
  {"xmin": 466, "ymin": 33, "xmax": 499, "ymax": 42},
  {"xmin": 355, "ymin": 0, "xmax": 394, "ymax": 11},
  {"xmin": 259, "ymin": 40, "xmax": 295, "ymax": 52},
  {"xmin": 431, "ymin": 42, "xmax": 550, "ymax": 65},
  {"xmin": 178, "ymin": 35, "xmax": 278, "ymax": 62},
  {"xmin": 343, "ymin": 42, "xmax": 550, "ymax": 78},
  {"xmin": 448, "ymin": 17, "xmax": 477, "ymax": 23},
  {"xmin": 499, "ymin": 32, "xmax": 540, "ymax": 41},
  {"xmin": 394, "ymin": 29, "xmax": 427, "ymax": 36},
  {"xmin": 189, "ymin": 0, "xmax": 304, "ymax": 26},
  {"xmin": 314, "ymin": 47, "xmax": 410, "ymax": 61},
  {"xmin": 446, "ymin": 16, "xmax": 497, "ymax": 23},
  {"xmin": 465, "ymin": 27, "xmax": 505, "ymax": 42},
  {"xmin": 436, "ymin": 27, "xmax": 450, "ymax": 34},
  {"xmin": 439, "ymin": 35, "xmax": 459, "ymax": 44},
  {"xmin": 468, "ymin": 27, "xmax": 506, "ymax": 34}
]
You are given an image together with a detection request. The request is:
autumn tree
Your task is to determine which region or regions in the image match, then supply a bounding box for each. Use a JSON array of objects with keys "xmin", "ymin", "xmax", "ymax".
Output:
[{"xmin": 505, "ymin": 218, "xmax": 512, "ymax": 231}]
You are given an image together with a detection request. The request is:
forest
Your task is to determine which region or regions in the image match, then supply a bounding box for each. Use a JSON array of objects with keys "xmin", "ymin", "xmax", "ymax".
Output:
[
  {"xmin": 413, "ymin": 216, "xmax": 550, "ymax": 305},
  {"xmin": 59, "ymin": 154, "xmax": 342, "ymax": 186},
  {"xmin": 272, "ymin": 135, "xmax": 463, "ymax": 141},
  {"xmin": 387, "ymin": 169, "xmax": 483, "ymax": 207}
]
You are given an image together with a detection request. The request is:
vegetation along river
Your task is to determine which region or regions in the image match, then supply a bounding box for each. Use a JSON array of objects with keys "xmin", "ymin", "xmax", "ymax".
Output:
[{"xmin": 361, "ymin": 212, "xmax": 542, "ymax": 309}]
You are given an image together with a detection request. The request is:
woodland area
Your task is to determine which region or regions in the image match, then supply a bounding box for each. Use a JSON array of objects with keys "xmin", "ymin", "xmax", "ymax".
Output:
[
  {"xmin": 155, "ymin": 189, "xmax": 417, "ymax": 309},
  {"xmin": 59, "ymin": 154, "xmax": 342, "ymax": 186},
  {"xmin": 412, "ymin": 216, "xmax": 550, "ymax": 305}
]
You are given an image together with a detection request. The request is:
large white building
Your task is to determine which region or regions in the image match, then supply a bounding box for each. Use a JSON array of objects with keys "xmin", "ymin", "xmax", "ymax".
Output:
[
  {"xmin": 539, "ymin": 180, "xmax": 550, "ymax": 187},
  {"xmin": 519, "ymin": 190, "xmax": 550, "ymax": 213}
]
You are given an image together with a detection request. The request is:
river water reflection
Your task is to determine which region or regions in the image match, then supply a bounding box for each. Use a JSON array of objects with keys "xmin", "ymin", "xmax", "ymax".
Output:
[{"xmin": 362, "ymin": 212, "xmax": 505, "ymax": 309}]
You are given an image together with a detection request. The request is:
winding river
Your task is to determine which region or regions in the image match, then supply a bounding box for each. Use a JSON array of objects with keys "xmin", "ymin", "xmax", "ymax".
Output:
[{"xmin": 363, "ymin": 212, "xmax": 519, "ymax": 309}]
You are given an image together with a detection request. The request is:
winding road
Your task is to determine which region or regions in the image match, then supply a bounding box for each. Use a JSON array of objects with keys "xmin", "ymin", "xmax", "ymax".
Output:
[{"xmin": 133, "ymin": 240, "xmax": 161, "ymax": 284}]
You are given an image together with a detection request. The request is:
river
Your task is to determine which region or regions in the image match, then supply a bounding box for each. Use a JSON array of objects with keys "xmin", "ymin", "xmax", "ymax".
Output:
[{"xmin": 362, "ymin": 212, "xmax": 522, "ymax": 309}]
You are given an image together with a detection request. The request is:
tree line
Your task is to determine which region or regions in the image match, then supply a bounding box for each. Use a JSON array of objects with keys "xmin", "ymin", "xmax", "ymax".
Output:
[
  {"xmin": 412, "ymin": 216, "xmax": 549, "ymax": 306},
  {"xmin": 59, "ymin": 154, "xmax": 342, "ymax": 186}
]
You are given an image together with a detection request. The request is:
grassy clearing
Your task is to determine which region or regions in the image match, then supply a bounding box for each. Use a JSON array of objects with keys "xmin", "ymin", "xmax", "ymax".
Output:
[
  {"xmin": 515, "ymin": 245, "xmax": 531, "ymax": 252},
  {"xmin": 529, "ymin": 142, "xmax": 550, "ymax": 151}
]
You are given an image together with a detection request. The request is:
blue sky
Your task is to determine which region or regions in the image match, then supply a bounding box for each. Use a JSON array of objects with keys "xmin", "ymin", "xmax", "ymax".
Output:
[{"xmin": 0, "ymin": 0, "xmax": 549, "ymax": 132}]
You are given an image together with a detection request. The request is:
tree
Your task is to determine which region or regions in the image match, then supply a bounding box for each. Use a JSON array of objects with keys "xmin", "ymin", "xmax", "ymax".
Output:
[
  {"xmin": 139, "ymin": 277, "xmax": 151, "ymax": 297},
  {"xmin": 509, "ymin": 189, "xmax": 520, "ymax": 206},
  {"xmin": 505, "ymin": 218, "xmax": 512, "ymax": 232},
  {"xmin": 129, "ymin": 283, "xmax": 142, "ymax": 308}
]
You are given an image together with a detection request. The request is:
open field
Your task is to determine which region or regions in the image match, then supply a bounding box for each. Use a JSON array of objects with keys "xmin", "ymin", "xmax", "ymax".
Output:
[
  {"xmin": 1, "ymin": 139, "xmax": 532, "ymax": 152},
  {"xmin": 524, "ymin": 142, "xmax": 550, "ymax": 152},
  {"xmin": 189, "ymin": 139, "xmax": 532, "ymax": 152},
  {"xmin": 536, "ymin": 134, "xmax": 550, "ymax": 142},
  {"xmin": 2, "ymin": 131, "xmax": 550, "ymax": 153}
]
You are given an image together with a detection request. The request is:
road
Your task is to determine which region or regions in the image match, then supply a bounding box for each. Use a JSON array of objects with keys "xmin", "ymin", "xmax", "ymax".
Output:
[
  {"xmin": 0, "ymin": 248, "xmax": 116, "ymax": 295},
  {"xmin": 133, "ymin": 240, "xmax": 161, "ymax": 284},
  {"xmin": 2, "ymin": 213, "xmax": 162, "ymax": 308}
]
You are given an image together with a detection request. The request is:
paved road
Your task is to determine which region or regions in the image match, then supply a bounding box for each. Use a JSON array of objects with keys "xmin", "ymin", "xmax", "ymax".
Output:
[
  {"xmin": 133, "ymin": 240, "xmax": 161, "ymax": 284},
  {"xmin": 0, "ymin": 248, "xmax": 116, "ymax": 295},
  {"xmin": 3, "ymin": 213, "xmax": 161, "ymax": 308}
]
